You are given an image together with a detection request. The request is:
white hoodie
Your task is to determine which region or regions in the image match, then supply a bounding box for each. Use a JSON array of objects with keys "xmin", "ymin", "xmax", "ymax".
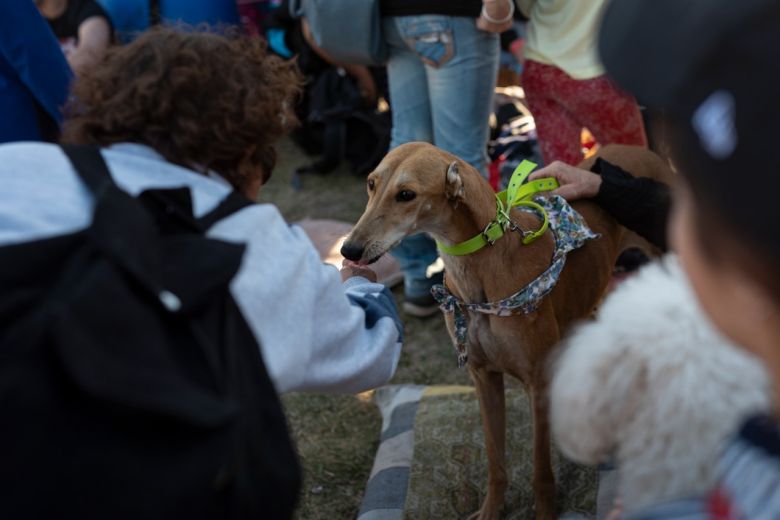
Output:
[{"xmin": 0, "ymin": 142, "xmax": 403, "ymax": 394}]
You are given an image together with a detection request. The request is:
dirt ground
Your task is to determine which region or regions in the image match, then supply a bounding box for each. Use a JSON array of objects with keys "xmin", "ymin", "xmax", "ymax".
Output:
[{"xmin": 258, "ymin": 138, "xmax": 471, "ymax": 519}]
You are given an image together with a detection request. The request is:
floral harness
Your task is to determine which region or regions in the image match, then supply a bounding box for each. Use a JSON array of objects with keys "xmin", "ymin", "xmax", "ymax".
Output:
[{"xmin": 431, "ymin": 195, "xmax": 599, "ymax": 367}]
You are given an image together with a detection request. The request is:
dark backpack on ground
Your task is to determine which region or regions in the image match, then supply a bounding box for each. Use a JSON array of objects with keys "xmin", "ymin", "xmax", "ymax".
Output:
[
  {"xmin": 292, "ymin": 66, "xmax": 391, "ymax": 186},
  {"xmin": 0, "ymin": 145, "xmax": 300, "ymax": 519}
]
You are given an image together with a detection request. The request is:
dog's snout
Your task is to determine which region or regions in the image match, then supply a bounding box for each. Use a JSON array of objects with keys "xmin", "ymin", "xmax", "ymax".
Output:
[{"xmin": 340, "ymin": 241, "xmax": 365, "ymax": 262}]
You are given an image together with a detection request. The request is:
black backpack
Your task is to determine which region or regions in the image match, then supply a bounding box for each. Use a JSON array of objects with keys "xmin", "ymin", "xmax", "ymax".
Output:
[
  {"xmin": 291, "ymin": 67, "xmax": 391, "ymax": 187},
  {"xmin": 0, "ymin": 145, "xmax": 300, "ymax": 519}
]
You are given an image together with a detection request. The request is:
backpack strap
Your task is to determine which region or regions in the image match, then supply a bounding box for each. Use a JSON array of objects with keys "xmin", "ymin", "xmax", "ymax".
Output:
[
  {"xmin": 197, "ymin": 190, "xmax": 253, "ymax": 230},
  {"xmin": 60, "ymin": 144, "xmax": 117, "ymax": 197},
  {"xmin": 60, "ymin": 144, "xmax": 174, "ymax": 308},
  {"xmin": 62, "ymin": 144, "xmax": 253, "ymax": 231}
]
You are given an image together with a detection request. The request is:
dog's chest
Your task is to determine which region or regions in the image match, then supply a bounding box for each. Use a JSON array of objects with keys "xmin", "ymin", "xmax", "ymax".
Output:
[
  {"xmin": 465, "ymin": 313, "xmax": 532, "ymax": 377},
  {"xmin": 443, "ymin": 263, "xmax": 533, "ymax": 376}
]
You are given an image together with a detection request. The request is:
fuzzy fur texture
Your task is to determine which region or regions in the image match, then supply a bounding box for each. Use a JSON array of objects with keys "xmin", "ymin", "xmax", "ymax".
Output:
[{"xmin": 550, "ymin": 255, "xmax": 771, "ymax": 513}]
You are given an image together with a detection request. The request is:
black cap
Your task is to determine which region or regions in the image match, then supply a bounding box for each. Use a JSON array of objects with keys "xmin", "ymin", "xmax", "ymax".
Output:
[{"xmin": 598, "ymin": 0, "xmax": 780, "ymax": 257}]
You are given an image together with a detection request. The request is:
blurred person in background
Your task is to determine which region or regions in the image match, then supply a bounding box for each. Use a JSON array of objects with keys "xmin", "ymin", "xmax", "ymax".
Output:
[
  {"xmin": 379, "ymin": 0, "xmax": 512, "ymax": 317},
  {"xmin": 35, "ymin": 0, "xmax": 113, "ymax": 72},
  {"xmin": 236, "ymin": 0, "xmax": 282, "ymax": 37},
  {"xmin": 518, "ymin": 0, "xmax": 647, "ymax": 166},
  {"xmin": 93, "ymin": 0, "xmax": 148, "ymax": 42},
  {"xmin": 153, "ymin": 0, "xmax": 240, "ymax": 25},
  {"xmin": 0, "ymin": 0, "xmax": 72, "ymax": 142},
  {"xmin": 96, "ymin": 0, "xmax": 241, "ymax": 42}
]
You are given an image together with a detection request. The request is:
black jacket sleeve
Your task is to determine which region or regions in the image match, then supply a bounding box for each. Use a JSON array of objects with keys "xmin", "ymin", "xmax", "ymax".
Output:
[{"xmin": 591, "ymin": 158, "xmax": 671, "ymax": 251}]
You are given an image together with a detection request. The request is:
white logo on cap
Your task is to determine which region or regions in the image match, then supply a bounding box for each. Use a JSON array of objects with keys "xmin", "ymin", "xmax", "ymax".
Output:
[{"xmin": 692, "ymin": 89, "xmax": 738, "ymax": 160}]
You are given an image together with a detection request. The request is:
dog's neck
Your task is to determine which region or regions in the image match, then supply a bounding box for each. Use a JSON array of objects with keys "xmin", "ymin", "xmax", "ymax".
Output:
[
  {"xmin": 439, "ymin": 171, "xmax": 498, "ymax": 247},
  {"xmin": 430, "ymin": 171, "xmax": 556, "ymax": 303}
]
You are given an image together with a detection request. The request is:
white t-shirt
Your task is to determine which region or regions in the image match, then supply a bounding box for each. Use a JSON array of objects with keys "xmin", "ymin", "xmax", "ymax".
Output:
[{"xmin": 517, "ymin": 0, "xmax": 608, "ymax": 79}]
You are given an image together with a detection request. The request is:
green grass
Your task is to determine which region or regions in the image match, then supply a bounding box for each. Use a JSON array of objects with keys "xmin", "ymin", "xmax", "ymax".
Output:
[{"xmin": 260, "ymin": 139, "xmax": 471, "ymax": 518}]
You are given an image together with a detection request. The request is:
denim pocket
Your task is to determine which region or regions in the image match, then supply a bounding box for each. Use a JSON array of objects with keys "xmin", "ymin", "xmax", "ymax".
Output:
[{"xmin": 397, "ymin": 16, "xmax": 454, "ymax": 68}]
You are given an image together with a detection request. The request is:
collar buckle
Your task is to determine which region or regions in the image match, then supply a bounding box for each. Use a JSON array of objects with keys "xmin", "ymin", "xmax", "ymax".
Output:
[
  {"xmin": 509, "ymin": 221, "xmax": 532, "ymax": 239},
  {"xmin": 482, "ymin": 222, "xmax": 498, "ymax": 246}
]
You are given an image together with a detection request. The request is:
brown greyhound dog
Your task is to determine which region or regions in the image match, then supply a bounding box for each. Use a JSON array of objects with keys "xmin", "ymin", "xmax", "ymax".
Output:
[{"xmin": 342, "ymin": 142, "xmax": 673, "ymax": 519}]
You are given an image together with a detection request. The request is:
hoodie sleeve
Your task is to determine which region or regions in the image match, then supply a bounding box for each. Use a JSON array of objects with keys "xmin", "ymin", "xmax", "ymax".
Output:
[{"xmin": 207, "ymin": 204, "xmax": 403, "ymax": 394}]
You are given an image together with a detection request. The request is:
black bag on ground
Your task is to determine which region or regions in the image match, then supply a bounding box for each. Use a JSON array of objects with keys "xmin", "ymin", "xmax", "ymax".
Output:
[
  {"xmin": 0, "ymin": 145, "xmax": 300, "ymax": 519},
  {"xmin": 293, "ymin": 67, "xmax": 390, "ymax": 180}
]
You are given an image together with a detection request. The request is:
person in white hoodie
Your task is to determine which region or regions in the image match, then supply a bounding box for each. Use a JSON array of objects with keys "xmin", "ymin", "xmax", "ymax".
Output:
[{"xmin": 0, "ymin": 27, "xmax": 403, "ymax": 395}]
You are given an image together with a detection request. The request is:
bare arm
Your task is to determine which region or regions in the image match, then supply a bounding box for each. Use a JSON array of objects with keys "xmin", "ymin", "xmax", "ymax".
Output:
[
  {"xmin": 68, "ymin": 15, "xmax": 110, "ymax": 73},
  {"xmin": 300, "ymin": 18, "xmax": 377, "ymax": 104}
]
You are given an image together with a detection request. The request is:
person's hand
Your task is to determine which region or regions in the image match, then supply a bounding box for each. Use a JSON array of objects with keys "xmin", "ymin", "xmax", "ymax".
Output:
[
  {"xmin": 528, "ymin": 161, "xmax": 603, "ymax": 201},
  {"xmin": 351, "ymin": 67, "xmax": 378, "ymax": 106},
  {"xmin": 358, "ymin": 76, "xmax": 378, "ymax": 106},
  {"xmin": 340, "ymin": 259, "xmax": 378, "ymax": 283},
  {"xmin": 476, "ymin": 0, "xmax": 514, "ymax": 33},
  {"xmin": 509, "ymin": 37, "xmax": 525, "ymax": 67}
]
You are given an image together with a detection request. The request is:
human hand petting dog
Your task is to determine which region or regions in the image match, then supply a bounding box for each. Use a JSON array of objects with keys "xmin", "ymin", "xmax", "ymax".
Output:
[
  {"xmin": 528, "ymin": 161, "xmax": 603, "ymax": 201},
  {"xmin": 340, "ymin": 259, "xmax": 378, "ymax": 283}
]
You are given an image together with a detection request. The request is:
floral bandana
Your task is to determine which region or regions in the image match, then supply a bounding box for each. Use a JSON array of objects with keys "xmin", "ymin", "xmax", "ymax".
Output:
[{"xmin": 431, "ymin": 195, "xmax": 599, "ymax": 367}]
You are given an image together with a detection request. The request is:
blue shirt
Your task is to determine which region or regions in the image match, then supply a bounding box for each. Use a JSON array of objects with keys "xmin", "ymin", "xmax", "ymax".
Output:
[
  {"xmin": 0, "ymin": 0, "xmax": 73, "ymax": 142},
  {"xmin": 98, "ymin": 0, "xmax": 240, "ymax": 42}
]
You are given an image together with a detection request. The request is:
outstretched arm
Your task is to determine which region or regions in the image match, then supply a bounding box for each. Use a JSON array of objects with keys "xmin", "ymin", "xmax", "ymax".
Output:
[
  {"xmin": 210, "ymin": 205, "xmax": 403, "ymax": 394},
  {"xmin": 300, "ymin": 18, "xmax": 377, "ymax": 105}
]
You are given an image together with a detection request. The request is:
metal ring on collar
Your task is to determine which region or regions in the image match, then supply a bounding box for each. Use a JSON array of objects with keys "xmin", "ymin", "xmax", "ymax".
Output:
[{"xmin": 514, "ymin": 200, "xmax": 550, "ymax": 245}]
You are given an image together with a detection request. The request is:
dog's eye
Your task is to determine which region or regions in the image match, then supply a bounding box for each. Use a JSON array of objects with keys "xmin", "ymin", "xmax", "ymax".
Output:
[
  {"xmin": 367, "ymin": 178, "xmax": 375, "ymax": 191},
  {"xmin": 396, "ymin": 190, "xmax": 416, "ymax": 202}
]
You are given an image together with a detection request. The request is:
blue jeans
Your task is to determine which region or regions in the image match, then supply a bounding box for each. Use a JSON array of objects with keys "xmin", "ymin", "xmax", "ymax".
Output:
[{"xmin": 383, "ymin": 15, "xmax": 499, "ymax": 297}]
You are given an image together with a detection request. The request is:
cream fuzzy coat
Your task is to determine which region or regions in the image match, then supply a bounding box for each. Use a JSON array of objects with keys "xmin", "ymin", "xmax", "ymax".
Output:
[{"xmin": 550, "ymin": 255, "xmax": 771, "ymax": 513}]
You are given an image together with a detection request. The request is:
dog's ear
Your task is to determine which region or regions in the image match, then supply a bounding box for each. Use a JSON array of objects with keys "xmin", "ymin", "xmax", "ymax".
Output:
[{"xmin": 445, "ymin": 161, "xmax": 465, "ymax": 202}]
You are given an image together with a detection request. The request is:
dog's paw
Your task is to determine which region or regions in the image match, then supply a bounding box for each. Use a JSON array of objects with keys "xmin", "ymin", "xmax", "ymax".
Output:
[{"xmin": 469, "ymin": 500, "xmax": 503, "ymax": 520}]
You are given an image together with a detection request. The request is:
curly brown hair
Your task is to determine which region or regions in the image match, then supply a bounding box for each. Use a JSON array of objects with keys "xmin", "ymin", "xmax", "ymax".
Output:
[{"xmin": 62, "ymin": 26, "xmax": 302, "ymax": 194}]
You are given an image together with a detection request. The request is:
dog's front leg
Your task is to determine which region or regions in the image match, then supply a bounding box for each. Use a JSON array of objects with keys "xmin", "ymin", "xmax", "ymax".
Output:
[
  {"xmin": 469, "ymin": 366, "xmax": 506, "ymax": 520},
  {"xmin": 530, "ymin": 380, "xmax": 556, "ymax": 520}
]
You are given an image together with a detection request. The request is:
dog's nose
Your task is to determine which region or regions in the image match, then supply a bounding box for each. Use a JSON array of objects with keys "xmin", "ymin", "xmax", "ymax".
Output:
[{"xmin": 340, "ymin": 242, "xmax": 365, "ymax": 262}]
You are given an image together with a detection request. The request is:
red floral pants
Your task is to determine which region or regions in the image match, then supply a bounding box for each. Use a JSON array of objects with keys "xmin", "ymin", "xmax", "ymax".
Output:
[{"xmin": 522, "ymin": 59, "xmax": 648, "ymax": 165}]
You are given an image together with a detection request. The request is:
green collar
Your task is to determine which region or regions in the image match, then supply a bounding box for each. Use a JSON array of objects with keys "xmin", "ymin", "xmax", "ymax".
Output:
[{"xmin": 436, "ymin": 160, "xmax": 559, "ymax": 256}]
